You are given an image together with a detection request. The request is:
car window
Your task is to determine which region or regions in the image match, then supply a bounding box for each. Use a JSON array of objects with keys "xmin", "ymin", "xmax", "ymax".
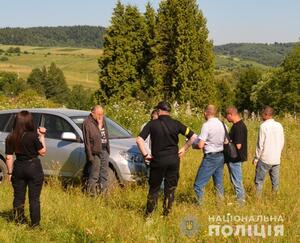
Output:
[
  {"xmin": 42, "ymin": 114, "xmax": 78, "ymax": 140},
  {"xmin": 70, "ymin": 116, "xmax": 132, "ymax": 139},
  {"xmin": 105, "ymin": 117, "xmax": 132, "ymax": 138},
  {"xmin": 3, "ymin": 113, "xmax": 41, "ymax": 133},
  {"xmin": 32, "ymin": 113, "xmax": 41, "ymax": 128},
  {"xmin": 0, "ymin": 114, "xmax": 12, "ymax": 132},
  {"xmin": 4, "ymin": 114, "xmax": 16, "ymax": 133}
]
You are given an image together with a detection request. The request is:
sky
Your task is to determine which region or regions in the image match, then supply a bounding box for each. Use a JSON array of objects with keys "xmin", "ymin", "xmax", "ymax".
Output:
[{"xmin": 0, "ymin": 0, "xmax": 299, "ymax": 45}]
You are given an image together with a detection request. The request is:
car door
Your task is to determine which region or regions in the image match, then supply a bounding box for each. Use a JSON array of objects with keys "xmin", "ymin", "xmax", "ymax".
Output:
[{"xmin": 40, "ymin": 113, "xmax": 85, "ymax": 178}]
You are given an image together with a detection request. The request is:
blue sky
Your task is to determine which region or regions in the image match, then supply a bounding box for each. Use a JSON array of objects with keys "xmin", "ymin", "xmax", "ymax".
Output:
[{"xmin": 1, "ymin": 0, "xmax": 299, "ymax": 45}]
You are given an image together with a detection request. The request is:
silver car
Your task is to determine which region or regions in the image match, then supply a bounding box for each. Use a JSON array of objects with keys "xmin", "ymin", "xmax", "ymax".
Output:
[{"xmin": 0, "ymin": 109, "xmax": 147, "ymax": 185}]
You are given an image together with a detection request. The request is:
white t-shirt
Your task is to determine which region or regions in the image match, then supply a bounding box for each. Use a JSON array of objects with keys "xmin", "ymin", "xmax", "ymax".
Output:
[{"xmin": 198, "ymin": 117, "xmax": 225, "ymax": 154}]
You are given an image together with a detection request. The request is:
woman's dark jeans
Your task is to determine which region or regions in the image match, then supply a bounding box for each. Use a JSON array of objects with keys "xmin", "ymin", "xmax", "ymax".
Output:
[{"xmin": 12, "ymin": 158, "xmax": 44, "ymax": 226}]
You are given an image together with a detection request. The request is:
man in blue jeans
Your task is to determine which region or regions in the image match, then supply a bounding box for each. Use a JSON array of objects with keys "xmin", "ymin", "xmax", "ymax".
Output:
[
  {"xmin": 225, "ymin": 106, "xmax": 247, "ymax": 204},
  {"xmin": 253, "ymin": 106, "xmax": 284, "ymax": 197},
  {"xmin": 193, "ymin": 105, "xmax": 225, "ymax": 204}
]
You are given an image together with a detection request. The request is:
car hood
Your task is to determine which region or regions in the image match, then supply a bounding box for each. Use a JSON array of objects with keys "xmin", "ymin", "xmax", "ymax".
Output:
[{"xmin": 109, "ymin": 137, "xmax": 140, "ymax": 154}]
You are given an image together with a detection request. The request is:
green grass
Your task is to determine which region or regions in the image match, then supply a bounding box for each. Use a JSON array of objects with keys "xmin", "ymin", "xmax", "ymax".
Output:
[
  {"xmin": 0, "ymin": 44, "xmax": 102, "ymax": 90},
  {"xmin": 0, "ymin": 44, "xmax": 272, "ymax": 92},
  {"xmin": 0, "ymin": 118, "xmax": 299, "ymax": 242}
]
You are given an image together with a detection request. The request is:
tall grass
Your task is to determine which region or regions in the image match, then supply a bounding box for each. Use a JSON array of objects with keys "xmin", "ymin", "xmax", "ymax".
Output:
[{"xmin": 0, "ymin": 117, "xmax": 299, "ymax": 242}]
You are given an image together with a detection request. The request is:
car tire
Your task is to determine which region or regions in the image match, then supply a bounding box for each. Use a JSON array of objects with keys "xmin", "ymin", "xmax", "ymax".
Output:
[
  {"xmin": 0, "ymin": 159, "xmax": 8, "ymax": 185},
  {"xmin": 107, "ymin": 166, "xmax": 119, "ymax": 189}
]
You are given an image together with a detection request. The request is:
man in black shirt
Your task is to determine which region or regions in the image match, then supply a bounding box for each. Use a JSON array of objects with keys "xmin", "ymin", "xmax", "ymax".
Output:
[
  {"xmin": 136, "ymin": 101, "xmax": 196, "ymax": 216},
  {"xmin": 225, "ymin": 106, "xmax": 248, "ymax": 204}
]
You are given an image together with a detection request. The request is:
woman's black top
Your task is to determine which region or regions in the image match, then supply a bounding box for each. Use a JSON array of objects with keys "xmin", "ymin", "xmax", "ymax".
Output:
[{"xmin": 5, "ymin": 132, "xmax": 43, "ymax": 161}]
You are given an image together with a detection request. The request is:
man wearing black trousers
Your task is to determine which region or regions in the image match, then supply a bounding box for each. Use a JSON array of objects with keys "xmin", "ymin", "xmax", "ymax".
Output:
[{"xmin": 136, "ymin": 101, "xmax": 196, "ymax": 217}]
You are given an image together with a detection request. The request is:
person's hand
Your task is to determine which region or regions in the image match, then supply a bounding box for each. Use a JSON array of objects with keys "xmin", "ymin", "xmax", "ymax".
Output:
[
  {"xmin": 178, "ymin": 147, "xmax": 186, "ymax": 159},
  {"xmin": 144, "ymin": 154, "xmax": 153, "ymax": 165},
  {"xmin": 7, "ymin": 174, "xmax": 12, "ymax": 183},
  {"xmin": 37, "ymin": 127, "xmax": 46, "ymax": 136},
  {"xmin": 253, "ymin": 158, "xmax": 258, "ymax": 166}
]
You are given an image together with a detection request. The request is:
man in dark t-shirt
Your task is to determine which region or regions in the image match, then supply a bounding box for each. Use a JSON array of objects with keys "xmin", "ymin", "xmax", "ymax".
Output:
[
  {"xmin": 136, "ymin": 101, "xmax": 196, "ymax": 216},
  {"xmin": 226, "ymin": 106, "xmax": 248, "ymax": 204}
]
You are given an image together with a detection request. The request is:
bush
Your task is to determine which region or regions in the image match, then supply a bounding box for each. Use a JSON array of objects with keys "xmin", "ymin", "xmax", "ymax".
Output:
[
  {"xmin": 0, "ymin": 56, "xmax": 8, "ymax": 61},
  {"xmin": 0, "ymin": 89, "xmax": 60, "ymax": 110}
]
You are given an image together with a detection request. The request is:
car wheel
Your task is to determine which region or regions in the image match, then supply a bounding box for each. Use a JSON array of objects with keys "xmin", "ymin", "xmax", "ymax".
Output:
[
  {"xmin": 0, "ymin": 159, "xmax": 8, "ymax": 184},
  {"xmin": 107, "ymin": 166, "xmax": 119, "ymax": 189}
]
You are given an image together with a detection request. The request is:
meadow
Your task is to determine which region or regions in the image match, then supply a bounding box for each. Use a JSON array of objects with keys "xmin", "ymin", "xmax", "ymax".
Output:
[
  {"xmin": 0, "ymin": 116, "xmax": 299, "ymax": 243},
  {"xmin": 0, "ymin": 44, "xmax": 271, "ymax": 93},
  {"xmin": 0, "ymin": 44, "xmax": 102, "ymax": 89}
]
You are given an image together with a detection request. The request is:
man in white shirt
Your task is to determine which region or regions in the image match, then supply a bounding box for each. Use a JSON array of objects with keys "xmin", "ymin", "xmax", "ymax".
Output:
[
  {"xmin": 193, "ymin": 105, "xmax": 226, "ymax": 204},
  {"xmin": 253, "ymin": 106, "xmax": 284, "ymax": 197}
]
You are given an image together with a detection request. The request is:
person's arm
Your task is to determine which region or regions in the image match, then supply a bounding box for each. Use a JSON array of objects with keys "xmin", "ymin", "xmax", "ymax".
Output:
[
  {"xmin": 197, "ymin": 139, "xmax": 205, "ymax": 149},
  {"xmin": 136, "ymin": 136, "xmax": 152, "ymax": 160},
  {"xmin": 193, "ymin": 124, "xmax": 207, "ymax": 150},
  {"xmin": 82, "ymin": 122, "xmax": 94, "ymax": 162},
  {"xmin": 233, "ymin": 124, "xmax": 244, "ymax": 150},
  {"xmin": 253, "ymin": 125, "xmax": 265, "ymax": 165},
  {"xmin": 37, "ymin": 127, "xmax": 46, "ymax": 156},
  {"xmin": 6, "ymin": 154, "xmax": 13, "ymax": 182},
  {"xmin": 178, "ymin": 134, "xmax": 197, "ymax": 158},
  {"xmin": 136, "ymin": 122, "xmax": 152, "ymax": 160},
  {"xmin": 177, "ymin": 123, "xmax": 197, "ymax": 158}
]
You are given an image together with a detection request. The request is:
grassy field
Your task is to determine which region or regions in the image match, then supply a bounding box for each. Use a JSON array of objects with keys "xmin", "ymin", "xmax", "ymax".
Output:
[
  {"xmin": 0, "ymin": 118, "xmax": 299, "ymax": 242},
  {"xmin": 0, "ymin": 44, "xmax": 272, "ymax": 93},
  {"xmin": 0, "ymin": 44, "xmax": 102, "ymax": 90}
]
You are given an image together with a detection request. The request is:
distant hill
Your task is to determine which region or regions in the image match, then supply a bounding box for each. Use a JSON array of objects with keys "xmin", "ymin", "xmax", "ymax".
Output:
[
  {"xmin": 214, "ymin": 42, "xmax": 296, "ymax": 67},
  {"xmin": 0, "ymin": 26, "xmax": 297, "ymax": 66},
  {"xmin": 0, "ymin": 26, "xmax": 105, "ymax": 48}
]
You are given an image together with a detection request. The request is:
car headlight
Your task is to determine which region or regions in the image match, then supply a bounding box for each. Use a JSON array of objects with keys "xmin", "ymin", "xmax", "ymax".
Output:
[{"xmin": 120, "ymin": 151, "xmax": 143, "ymax": 163}]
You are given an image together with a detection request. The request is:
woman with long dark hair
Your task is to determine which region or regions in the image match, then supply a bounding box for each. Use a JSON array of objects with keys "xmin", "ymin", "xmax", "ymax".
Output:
[{"xmin": 5, "ymin": 110, "xmax": 46, "ymax": 227}]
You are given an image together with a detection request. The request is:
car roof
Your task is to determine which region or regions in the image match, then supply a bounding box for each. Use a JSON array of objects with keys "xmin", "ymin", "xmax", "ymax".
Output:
[{"xmin": 0, "ymin": 108, "xmax": 90, "ymax": 117}]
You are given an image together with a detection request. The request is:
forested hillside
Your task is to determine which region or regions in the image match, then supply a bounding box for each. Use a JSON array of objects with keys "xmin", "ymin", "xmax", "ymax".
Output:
[
  {"xmin": 0, "ymin": 26, "xmax": 105, "ymax": 48},
  {"xmin": 214, "ymin": 42, "xmax": 295, "ymax": 66},
  {"xmin": 0, "ymin": 26, "xmax": 297, "ymax": 67}
]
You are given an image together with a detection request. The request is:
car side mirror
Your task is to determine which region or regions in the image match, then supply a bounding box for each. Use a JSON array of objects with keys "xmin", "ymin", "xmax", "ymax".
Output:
[{"xmin": 61, "ymin": 132, "xmax": 77, "ymax": 141}]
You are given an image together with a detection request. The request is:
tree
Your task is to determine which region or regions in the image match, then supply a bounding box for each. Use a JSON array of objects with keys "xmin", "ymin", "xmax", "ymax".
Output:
[
  {"xmin": 235, "ymin": 67, "xmax": 262, "ymax": 112},
  {"xmin": 0, "ymin": 71, "xmax": 27, "ymax": 96},
  {"xmin": 27, "ymin": 68, "xmax": 46, "ymax": 95},
  {"xmin": 98, "ymin": 2, "xmax": 148, "ymax": 103},
  {"xmin": 149, "ymin": 0, "xmax": 215, "ymax": 107},
  {"xmin": 67, "ymin": 85, "xmax": 93, "ymax": 110},
  {"xmin": 139, "ymin": 3, "xmax": 157, "ymax": 100},
  {"xmin": 215, "ymin": 72, "xmax": 236, "ymax": 113},
  {"xmin": 251, "ymin": 43, "xmax": 300, "ymax": 113},
  {"xmin": 44, "ymin": 63, "xmax": 69, "ymax": 103}
]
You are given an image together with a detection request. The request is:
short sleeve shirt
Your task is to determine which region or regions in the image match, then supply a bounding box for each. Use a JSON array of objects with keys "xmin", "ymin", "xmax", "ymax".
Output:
[
  {"xmin": 229, "ymin": 120, "xmax": 248, "ymax": 162},
  {"xmin": 139, "ymin": 115, "xmax": 194, "ymax": 159},
  {"xmin": 5, "ymin": 132, "xmax": 43, "ymax": 161},
  {"xmin": 198, "ymin": 117, "xmax": 225, "ymax": 154}
]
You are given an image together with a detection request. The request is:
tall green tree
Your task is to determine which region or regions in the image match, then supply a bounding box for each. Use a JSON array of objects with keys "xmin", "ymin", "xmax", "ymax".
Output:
[
  {"xmin": 98, "ymin": 2, "xmax": 147, "ymax": 103},
  {"xmin": 235, "ymin": 67, "xmax": 262, "ymax": 112},
  {"xmin": 139, "ymin": 3, "xmax": 157, "ymax": 99},
  {"xmin": 67, "ymin": 85, "xmax": 93, "ymax": 110},
  {"xmin": 44, "ymin": 63, "xmax": 69, "ymax": 103},
  {"xmin": 149, "ymin": 0, "xmax": 215, "ymax": 107},
  {"xmin": 251, "ymin": 43, "xmax": 300, "ymax": 113},
  {"xmin": 27, "ymin": 68, "xmax": 46, "ymax": 95}
]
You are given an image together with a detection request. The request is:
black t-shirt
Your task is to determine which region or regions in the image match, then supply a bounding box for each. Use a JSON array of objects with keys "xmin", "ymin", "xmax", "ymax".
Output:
[
  {"xmin": 5, "ymin": 132, "xmax": 43, "ymax": 161},
  {"xmin": 139, "ymin": 115, "xmax": 194, "ymax": 160},
  {"xmin": 229, "ymin": 120, "xmax": 248, "ymax": 162}
]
